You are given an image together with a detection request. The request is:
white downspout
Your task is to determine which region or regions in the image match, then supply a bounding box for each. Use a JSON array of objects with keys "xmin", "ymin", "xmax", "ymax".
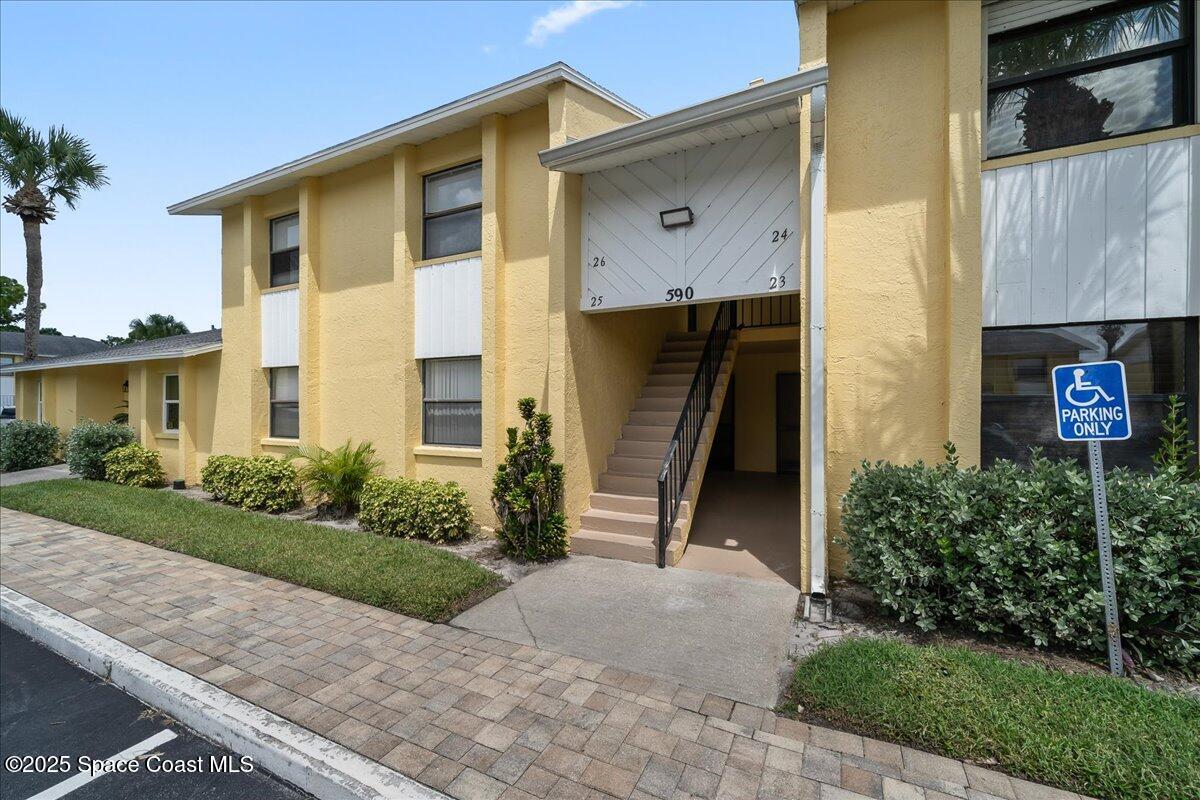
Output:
[{"xmin": 808, "ymin": 83, "xmax": 827, "ymax": 598}]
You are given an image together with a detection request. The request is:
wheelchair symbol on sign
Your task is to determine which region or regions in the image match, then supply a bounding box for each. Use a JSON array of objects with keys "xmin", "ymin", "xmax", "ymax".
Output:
[{"xmin": 1064, "ymin": 368, "xmax": 1115, "ymax": 407}]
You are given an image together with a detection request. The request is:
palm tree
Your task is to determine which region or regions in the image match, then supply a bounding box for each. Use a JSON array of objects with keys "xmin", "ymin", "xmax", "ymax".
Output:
[
  {"xmin": 127, "ymin": 313, "xmax": 189, "ymax": 342},
  {"xmin": 0, "ymin": 109, "xmax": 108, "ymax": 359}
]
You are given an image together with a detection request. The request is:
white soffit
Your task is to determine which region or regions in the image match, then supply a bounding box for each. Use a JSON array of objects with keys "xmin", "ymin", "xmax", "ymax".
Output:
[
  {"xmin": 168, "ymin": 63, "xmax": 645, "ymax": 216},
  {"xmin": 539, "ymin": 66, "xmax": 828, "ymax": 174}
]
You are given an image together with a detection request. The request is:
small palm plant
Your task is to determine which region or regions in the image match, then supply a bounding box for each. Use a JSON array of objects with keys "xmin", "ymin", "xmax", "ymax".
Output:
[{"xmin": 286, "ymin": 440, "xmax": 383, "ymax": 517}]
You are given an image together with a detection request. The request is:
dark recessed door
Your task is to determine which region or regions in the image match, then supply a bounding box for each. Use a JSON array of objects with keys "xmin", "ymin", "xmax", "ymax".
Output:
[{"xmin": 776, "ymin": 372, "xmax": 801, "ymax": 474}]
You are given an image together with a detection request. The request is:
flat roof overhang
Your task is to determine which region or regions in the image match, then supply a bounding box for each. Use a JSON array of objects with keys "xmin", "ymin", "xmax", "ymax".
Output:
[
  {"xmin": 538, "ymin": 65, "xmax": 828, "ymax": 174},
  {"xmin": 168, "ymin": 63, "xmax": 645, "ymax": 216}
]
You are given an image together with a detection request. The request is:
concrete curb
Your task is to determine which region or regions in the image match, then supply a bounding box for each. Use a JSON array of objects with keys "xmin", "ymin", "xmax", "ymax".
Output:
[{"xmin": 1, "ymin": 586, "xmax": 447, "ymax": 800}]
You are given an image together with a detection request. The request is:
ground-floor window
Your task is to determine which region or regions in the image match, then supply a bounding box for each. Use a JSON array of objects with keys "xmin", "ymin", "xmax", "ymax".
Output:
[
  {"xmin": 423, "ymin": 357, "xmax": 481, "ymax": 446},
  {"xmin": 163, "ymin": 374, "xmax": 180, "ymax": 432},
  {"xmin": 982, "ymin": 318, "xmax": 1197, "ymax": 470},
  {"xmin": 269, "ymin": 366, "xmax": 299, "ymax": 439}
]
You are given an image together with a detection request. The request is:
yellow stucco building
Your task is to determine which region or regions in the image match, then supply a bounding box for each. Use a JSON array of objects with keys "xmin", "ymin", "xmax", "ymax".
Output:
[{"xmin": 7, "ymin": 1, "xmax": 1198, "ymax": 597}]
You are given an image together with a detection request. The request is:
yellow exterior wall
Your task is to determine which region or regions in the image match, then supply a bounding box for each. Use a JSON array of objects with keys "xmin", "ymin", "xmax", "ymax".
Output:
[
  {"xmin": 822, "ymin": 0, "xmax": 981, "ymax": 576},
  {"xmin": 13, "ymin": 364, "xmax": 125, "ymax": 432},
  {"xmin": 733, "ymin": 345, "xmax": 802, "ymax": 474}
]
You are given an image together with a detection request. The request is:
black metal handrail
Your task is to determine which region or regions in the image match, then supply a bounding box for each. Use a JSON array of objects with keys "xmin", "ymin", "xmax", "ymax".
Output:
[{"xmin": 656, "ymin": 300, "xmax": 736, "ymax": 567}]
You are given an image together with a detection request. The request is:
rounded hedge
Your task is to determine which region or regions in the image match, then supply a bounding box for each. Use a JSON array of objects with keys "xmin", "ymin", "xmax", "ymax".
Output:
[
  {"xmin": 65, "ymin": 420, "xmax": 135, "ymax": 480},
  {"xmin": 103, "ymin": 443, "xmax": 166, "ymax": 488},
  {"xmin": 199, "ymin": 454, "xmax": 301, "ymax": 513},
  {"xmin": 358, "ymin": 475, "xmax": 473, "ymax": 542},
  {"xmin": 840, "ymin": 452, "xmax": 1199, "ymax": 671},
  {"xmin": 0, "ymin": 419, "xmax": 60, "ymax": 472}
]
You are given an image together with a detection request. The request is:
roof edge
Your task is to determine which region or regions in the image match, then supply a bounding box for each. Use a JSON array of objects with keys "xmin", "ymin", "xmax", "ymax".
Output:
[
  {"xmin": 538, "ymin": 65, "xmax": 828, "ymax": 173},
  {"xmin": 0, "ymin": 342, "xmax": 222, "ymax": 374},
  {"xmin": 168, "ymin": 63, "xmax": 646, "ymax": 216}
]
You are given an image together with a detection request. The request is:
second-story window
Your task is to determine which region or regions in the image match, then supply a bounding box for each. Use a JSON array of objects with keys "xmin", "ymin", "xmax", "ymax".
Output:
[
  {"xmin": 987, "ymin": 0, "xmax": 1193, "ymax": 158},
  {"xmin": 423, "ymin": 162, "xmax": 482, "ymax": 260},
  {"xmin": 270, "ymin": 213, "xmax": 300, "ymax": 287}
]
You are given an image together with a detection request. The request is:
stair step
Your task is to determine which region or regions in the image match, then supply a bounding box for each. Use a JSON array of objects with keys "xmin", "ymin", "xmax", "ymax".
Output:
[
  {"xmin": 588, "ymin": 492, "xmax": 690, "ymax": 518},
  {"xmin": 657, "ymin": 351, "xmax": 703, "ymax": 363},
  {"xmin": 570, "ymin": 528, "xmax": 684, "ymax": 565},
  {"xmin": 621, "ymin": 424, "xmax": 675, "ymax": 442},
  {"xmin": 660, "ymin": 340, "xmax": 707, "ymax": 353},
  {"xmin": 641, "ymin": 385, "xmax": 692, "ymax": 398},
  {"xmin": 627, "ymin": 409, "xmax": 683, "ymax": 426},
  {"xmin": 579, "ymin": 508, "xmax": 685, "ymax": 538},
  {"xmin": 606, "ymin": 454, "xmax": 664, "ymax": 477},
  {"xmin": 613, "ymin": 439, "xmax": 668, "ymax": 458},
  {"xmin": 652, "ymin": 361, "xmax": 708, "ymax": 374},
  {"xmin": 634, "ymin": 396, "xmax": 686, "ymax": 412},
  {"xmin": 665, "ymin": 331, "xmax": 711, "ymax": 341}
]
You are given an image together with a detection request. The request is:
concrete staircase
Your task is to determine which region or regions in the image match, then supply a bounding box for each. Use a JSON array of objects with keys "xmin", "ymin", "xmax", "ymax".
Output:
[{"xmin": 571, "ymin": 330, "xmax": 738, "ymax": 565}]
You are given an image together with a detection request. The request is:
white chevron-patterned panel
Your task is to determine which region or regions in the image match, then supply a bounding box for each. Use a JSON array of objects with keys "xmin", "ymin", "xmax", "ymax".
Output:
[{"xmin": 582, "ymin": 124, "xmax": 800, "ymax": 312}]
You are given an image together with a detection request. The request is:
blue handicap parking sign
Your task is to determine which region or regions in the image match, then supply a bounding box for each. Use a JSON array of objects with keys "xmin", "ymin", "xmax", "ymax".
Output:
[{"xmin": 1051, "ymin": 360, "xmax": 1131, "ymax": 442}]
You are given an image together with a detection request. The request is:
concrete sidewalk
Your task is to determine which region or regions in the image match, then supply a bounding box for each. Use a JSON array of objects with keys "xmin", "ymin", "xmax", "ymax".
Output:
[
  {"xmin": 452, "ymin": 556, "xmax": 799, "ymax": 707},
  {"xmin": 0, "ymin": 509, "xmax": 1089, "ymax": 800},
  {"xmin": 0, "ymin": 462, "xmax": 73, "ymax": 487}
]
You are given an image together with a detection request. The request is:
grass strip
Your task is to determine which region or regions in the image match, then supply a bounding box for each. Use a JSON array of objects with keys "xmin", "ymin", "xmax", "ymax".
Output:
[
  {"xmin": 782, "ymin": 638, "xmax": 1199, "ymax": 800},
  {"xmin": 0, "ymin": 479, "xmax": 502, "ymax": 622}
]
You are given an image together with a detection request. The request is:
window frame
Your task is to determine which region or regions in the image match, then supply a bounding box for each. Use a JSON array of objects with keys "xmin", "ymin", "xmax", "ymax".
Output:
[
  {"xmin": 421, "ymin": 356, "xmax": 483, "ymax": 447},
  {"xmin": 36, "ymin": 377, "xmax": 43, "ymax": 423},
  {"xmin": 162, "ymin": 373, "xmax": 180, "ymax": 433},
  {"xmin": 985, "ymin": 0, "xmax": 1196, "ymax": 159},
  {"xmin": 980, "ymin": 315, "xmax": 1199, "ymax": 470},
  {"xmin": 422, "ymin": 161, "xmax": 483, "ymax": 261},
  {"xmin": 269, "ymin": 213, "xmax": 300, "ymax": 288},
  {"xmin": 268, "ymin": 366, "xmax": 300, "ymax": 440}
]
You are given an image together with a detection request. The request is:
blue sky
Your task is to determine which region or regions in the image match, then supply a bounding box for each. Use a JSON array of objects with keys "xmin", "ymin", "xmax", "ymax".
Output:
[{"xmin": 0, "ymin": 1, "xmax": 800, "ymax": 340}]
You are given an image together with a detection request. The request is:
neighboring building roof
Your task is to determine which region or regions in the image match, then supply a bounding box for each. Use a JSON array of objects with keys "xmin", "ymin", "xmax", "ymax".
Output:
[
  {"xmin": 168, "ymin": 63, "xmax": 646, "ymax": 216},
  {"xmin": 0, "ymin": 329, "xmax": 222, "ymax": 374},
  {"xmin": 539, "ymin": 66, "xmax": 828, "ymax": 174},
  {"xmin": 0, "ymin": 332, "xmax": 108, "ymax": 358}
]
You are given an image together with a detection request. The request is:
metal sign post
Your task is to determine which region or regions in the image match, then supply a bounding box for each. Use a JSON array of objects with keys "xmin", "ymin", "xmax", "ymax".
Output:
[
  {"xmin": 1052, "ymin": 360, "xmax": 1131, "ymax": 677},
  {"xmin": 1085, "ymin": 440, "xmax": 1123, "ymax": 676}
]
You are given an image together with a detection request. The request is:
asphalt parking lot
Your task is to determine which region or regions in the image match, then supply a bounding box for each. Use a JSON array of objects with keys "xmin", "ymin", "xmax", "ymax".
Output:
[{"xmin": 0, "ymin": 623, "xmax": 310, "ymax": 800}]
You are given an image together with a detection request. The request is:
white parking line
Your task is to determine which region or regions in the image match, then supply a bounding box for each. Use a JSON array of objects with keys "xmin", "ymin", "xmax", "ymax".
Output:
[{"xmin": 24, "ymin": 728, "xmax": 178, "ymax": 800}]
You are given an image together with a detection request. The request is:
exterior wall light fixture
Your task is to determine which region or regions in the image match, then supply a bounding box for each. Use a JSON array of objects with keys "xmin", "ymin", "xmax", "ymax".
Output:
[{"xmin": 659, "ymin": 207, "xmax": 694, "ymax": 229}]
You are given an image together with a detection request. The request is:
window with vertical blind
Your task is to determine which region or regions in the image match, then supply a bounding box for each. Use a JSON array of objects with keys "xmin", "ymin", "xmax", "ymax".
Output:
[
  {"xmin": 422, "ymin": 357, "xmax": 482, "ymax": 446},
  {"xmin": 269, "ymin": 366, "xmax": 299, "ymax": 439},
  {"xmin": 163, "ymin": 374, "xmax": 180, "ymax": 432},
  {"xmin": 269, "ymin": 214, "xmax": 300, "ymax": 287},
  {"xmin": 986, "ymin": 0, "xmax": 1194, "ymax": 158}
]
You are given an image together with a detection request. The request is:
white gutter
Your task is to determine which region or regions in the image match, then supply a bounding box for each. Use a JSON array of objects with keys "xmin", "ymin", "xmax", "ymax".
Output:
[
  {"xmin": 539, "ymin": 65, "xmax": 829, "ymax": 173},
  {"xmin": 808, "ymin": 83, "xmax": 828, "ymax": 598},
  {"xmin": 0, "ymin": 343, "xmax": 222, "ymax": 374},
  {"xmin": 169, "ymin": 63, "xmax": 645, "ymax": 216}
]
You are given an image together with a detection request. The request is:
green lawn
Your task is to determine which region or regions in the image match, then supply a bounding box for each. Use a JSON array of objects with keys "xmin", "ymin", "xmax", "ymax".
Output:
[
  {"xmin": 782, "ymin": 638, "xmax": 1200, "ymax": 800},
  {"xmin": 0, "ymin": 479, "xmax": 502, "ymax": 622}
]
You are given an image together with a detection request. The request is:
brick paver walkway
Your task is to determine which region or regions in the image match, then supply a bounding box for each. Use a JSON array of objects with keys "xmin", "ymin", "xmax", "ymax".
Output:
[{"xmin": 0, "ymin": 510, "xmax": 1088, "ymax": 800}]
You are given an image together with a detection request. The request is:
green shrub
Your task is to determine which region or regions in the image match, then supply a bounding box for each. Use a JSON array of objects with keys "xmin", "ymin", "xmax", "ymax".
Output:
[
  {"xmin": 0, "ymin": 419, "xmax": 61, "ymax": 472},
  {"xmin": 1153, "ymin": 394, "xmax": 1198, "ymax": 480},
  {"xmin": 840, "ymin": 447, "xmax": 1200, "ymax": 671},
  {"xmin": 198, "ymin": 454, "xmax": 301, "ymax": 513},
  {"xmin": 491, "ymin": 398, "xmax": 567, "ymax": 561},
  {"xmin": 65, "ymin": 419, "xmax": 135, "ymax": 480},
  {"xmin": 286, "ymin": 440, "xmax": 382, "ymax": 516},
  {"xmin": 359, "ymin": 475, "xmax": 473, "ymax": 542},
  {"xmin": 103, "ymin": 443, "xmax": 166, "ymax": 488}
]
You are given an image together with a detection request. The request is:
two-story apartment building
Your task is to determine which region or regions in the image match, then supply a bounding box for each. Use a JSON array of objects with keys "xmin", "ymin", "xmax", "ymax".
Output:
[{"xmin": 6, "ymin": 0, "xmax": 1197, "ymax": 597}]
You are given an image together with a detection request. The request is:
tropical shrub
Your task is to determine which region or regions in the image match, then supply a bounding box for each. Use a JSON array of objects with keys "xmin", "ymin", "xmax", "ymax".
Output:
[
  {"xmin": 358, "ymin": 475, "xmax": 473, "ymax": 542},
  {"xmin": 491, "ymin": 398, "xmax": 567, "ymax": 561},
  {"xmin": 286, "ymin": 440, "xmax": 382, "ymax": 516},
  {"xmin": 199, "ymin": 454, "xmax": 301, "ymax": 513},
  {"xmin": 0, "ymin": 419, "xmax": 60, "ymax": 472},
  {"xmin": 65, "ymin": 419, "xmax": 134, "ymax": 480},
  {"xmin": 840, "ymin": 446, "xmax": 1200, "ymax": 671},
  {"xmin": 1152, "ymin": 394, "xmax": 1198, "ymax": 480},
  {"xmin": 103, "ymin": 443, "xmax": 166, "ymax": 488}
]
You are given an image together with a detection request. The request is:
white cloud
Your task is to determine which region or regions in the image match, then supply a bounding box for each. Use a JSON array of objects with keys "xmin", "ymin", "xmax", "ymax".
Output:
[{"xmin": 525, "ymin": 1, "xmax": 632, "ymax": 47}]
